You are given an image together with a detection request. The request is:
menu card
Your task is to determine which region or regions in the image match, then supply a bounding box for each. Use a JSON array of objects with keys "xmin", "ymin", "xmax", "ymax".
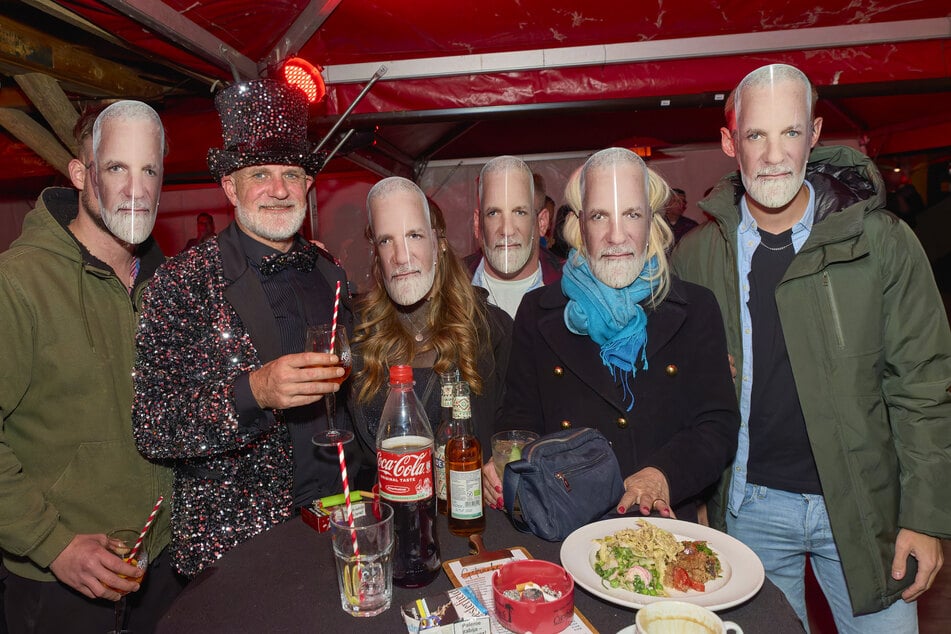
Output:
[{"xmin": 443, "ymin": 547, "xmax": 598, "ymax": 634}]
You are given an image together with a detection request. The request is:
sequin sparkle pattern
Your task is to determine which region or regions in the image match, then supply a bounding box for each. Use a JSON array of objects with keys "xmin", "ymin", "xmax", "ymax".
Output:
[{"xmin": 132, "ymin": 238, "xmax": 294, "ymax": 578}]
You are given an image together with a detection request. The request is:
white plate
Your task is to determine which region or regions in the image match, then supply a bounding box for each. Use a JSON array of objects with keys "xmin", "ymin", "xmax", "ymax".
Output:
[{"xmin": 560, "ymin": 517, "xmax": 764, "ymax": 612}]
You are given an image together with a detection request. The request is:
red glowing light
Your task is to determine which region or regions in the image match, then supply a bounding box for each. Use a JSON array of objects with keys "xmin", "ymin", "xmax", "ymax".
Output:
[{"xmin": 283, "ymin": 57, "xmax": 326, "ymax": 104}]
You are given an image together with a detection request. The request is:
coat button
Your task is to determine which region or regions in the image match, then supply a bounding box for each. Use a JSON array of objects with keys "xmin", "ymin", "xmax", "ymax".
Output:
[
  {"xmin": 616, "ymin": 417, "xmax": 628, "ymax": 429},
  {"xmin": 553, "ymin": 366, "xmax": 564, "ymax": 377},
  {"xmin": 665, "ymin": 364, "xmax": 678, "ymax": 377},
  {"xmin": 560, "ymin": 420, "xmax": 572, "ymax": 430}
]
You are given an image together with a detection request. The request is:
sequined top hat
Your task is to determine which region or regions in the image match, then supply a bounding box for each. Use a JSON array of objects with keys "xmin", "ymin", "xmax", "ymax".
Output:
[{"xmin": 207, "ymin": 79, "xmax": 321, "ymax": 180}]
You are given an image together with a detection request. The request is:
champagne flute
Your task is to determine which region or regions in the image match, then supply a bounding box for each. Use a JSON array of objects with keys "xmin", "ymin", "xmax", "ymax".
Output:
[
  {"xmin": 306, "ymin": 323, "xmax": 354, "ymax": 446},
  {"xmin": 106, "ymin": 529, "xmax": 148, "ymax": 634}
]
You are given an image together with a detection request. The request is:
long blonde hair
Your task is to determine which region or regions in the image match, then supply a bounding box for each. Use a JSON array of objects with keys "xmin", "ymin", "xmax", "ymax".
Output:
[
  {"xmin": 561, "ymin": 149, "xmax": 674, "ymax": 307},
  {"xmin": 354, "ymin": 181, "xmax": 490, "ymax": 403}
]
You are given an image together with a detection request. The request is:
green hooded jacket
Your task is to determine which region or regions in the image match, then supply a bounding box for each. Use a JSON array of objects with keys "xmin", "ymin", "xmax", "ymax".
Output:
[
  {"xmin": 672, "ymin": 145, "xmax": 951, "ymax": 615},
  {"xmin": 0, "ymin": 188, "xmax": 172, "ymax": 582}
]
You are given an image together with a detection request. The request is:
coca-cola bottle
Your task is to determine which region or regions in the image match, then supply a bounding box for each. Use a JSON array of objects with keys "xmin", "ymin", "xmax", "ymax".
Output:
[
  {"xmin": 375, "ymin": 365, "xmax": 441, "ymax": 588},
  {"xmin": 434, "ymin": 367, "xmax": 459, "ymax": 516},
  {"xmin": 446, "ymin": 381, "xmax": 485, "ymax": 536}
]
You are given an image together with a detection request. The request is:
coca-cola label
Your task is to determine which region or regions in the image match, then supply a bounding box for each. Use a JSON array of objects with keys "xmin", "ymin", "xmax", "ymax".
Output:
[{"xmin": 378, "ymin": 445, "xmax": 434, "ymax": 502}]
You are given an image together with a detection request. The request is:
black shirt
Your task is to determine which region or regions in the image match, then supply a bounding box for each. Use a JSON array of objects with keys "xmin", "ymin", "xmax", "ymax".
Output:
[
  {"xmin": 237, "ymin": 229, "xmax": 341, "ymax": 507},
  {"xmin": 746, "ymin": 228, "xmax": 822, "ymax": 494}
]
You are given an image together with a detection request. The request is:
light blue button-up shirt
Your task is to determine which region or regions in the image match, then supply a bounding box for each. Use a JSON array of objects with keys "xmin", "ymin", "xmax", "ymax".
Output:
[{"xmin": 728, "ymin": 181, "xmax": 816, "ymax": 515}]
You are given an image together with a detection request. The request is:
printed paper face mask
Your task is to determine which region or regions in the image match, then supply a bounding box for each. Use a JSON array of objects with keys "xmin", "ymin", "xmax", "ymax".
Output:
[
  {"xmin": 91, "ymin": 118, "xmax": 163, "ymax": 245},
  {"xmin": 372, "ymin": 189, "xmax": 437, "ymax": 306},
  {"xmin": 480, "ymin": 167, "xmax": 535, "ymax": 278},
  {"xmin": 580, "ymin": 160, "xmax": 651, "ymax": 289},
  {"xmin": 726, "ymin": 66, "xmax": 818, "ymax": 212}
]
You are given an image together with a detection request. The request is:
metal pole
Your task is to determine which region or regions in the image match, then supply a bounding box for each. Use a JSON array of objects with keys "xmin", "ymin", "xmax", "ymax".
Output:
[{"xmin": 312, "ymin": 65, "xmax": 387, "ymax": 155}]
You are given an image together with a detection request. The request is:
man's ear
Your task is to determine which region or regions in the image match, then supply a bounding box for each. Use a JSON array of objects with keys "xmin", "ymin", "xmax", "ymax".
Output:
[
  {"xmin": 538, "ymin": 207, "xmax": 551, "ymax": 237},
  {"xmin": 221, "ymin": 176, "xmax": 239, "ymax": 207},
  {"xmin": 305, "ymin": 175, "xmax": 315, "ymax": 192},
  {"xmin": 68, "ymin": 158, "xmax": 86, "ymax": 191},
  {"xmin": 720, "ymin": 127, "xmax": 737, "ymax": 158},
  {"xmin": 810, "ymin": 117, "xmax": 823, "ymax": 148}
]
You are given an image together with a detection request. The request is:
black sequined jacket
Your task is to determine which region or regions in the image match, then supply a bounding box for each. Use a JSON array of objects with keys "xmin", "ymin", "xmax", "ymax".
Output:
[{"xmin": 132, "ymin": 222, "xmax": 350, "ymax": 577}]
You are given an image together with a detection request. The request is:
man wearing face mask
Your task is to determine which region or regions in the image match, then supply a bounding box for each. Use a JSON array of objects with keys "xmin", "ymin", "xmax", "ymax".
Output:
[
  {"xmin": 466, "ymin": 156, "xmax": 563, "ymax": 318},
  {"xmin": 350, "ymin": 177, "xmax": 511, "ymax": 487},
  {"xmin": 672, "ymin": 64, "xmax": 950, "ymax": 632},
  {"xmin": 486, "ymin": 148, "xmax": 738, "ymax": 522},
  {"xmin": 132, "ymin": 80, "xmax": 352, "ymax": 578},
  {"xmin": 0, "ymin": 102, "xmax": 182, "ymax": 632}
]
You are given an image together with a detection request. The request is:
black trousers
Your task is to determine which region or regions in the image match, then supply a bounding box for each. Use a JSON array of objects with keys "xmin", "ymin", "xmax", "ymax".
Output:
[{"xmin": 3, "ymin": 549, "xmax": 185, "ymax": 634}]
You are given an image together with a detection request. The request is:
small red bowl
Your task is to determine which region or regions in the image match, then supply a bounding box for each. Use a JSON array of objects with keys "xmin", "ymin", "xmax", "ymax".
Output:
[{"xmin": 492, "ymin": 560, "xmax": 575, "ymax": 634}]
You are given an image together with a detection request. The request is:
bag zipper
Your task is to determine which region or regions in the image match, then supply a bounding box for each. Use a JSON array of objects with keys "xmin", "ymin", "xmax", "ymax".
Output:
[
  {"xmin": 522, "ymin": 428, "xmax": 590, "ymax": 461},
  {"xmin": 554, "ymin": 452, "xmax": 609, "ymax": 492}
]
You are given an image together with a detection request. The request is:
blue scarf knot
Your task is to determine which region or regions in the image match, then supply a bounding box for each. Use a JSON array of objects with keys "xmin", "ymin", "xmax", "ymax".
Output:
[{"xmin": 561, "ymin": 250, "xmax": 660, "ymax": 411}]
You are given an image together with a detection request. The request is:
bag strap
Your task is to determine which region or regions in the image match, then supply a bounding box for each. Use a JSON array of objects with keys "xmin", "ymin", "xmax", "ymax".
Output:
[{"xmin": 502, "ymin": 466, "xmax": 531, "ymax": 533}]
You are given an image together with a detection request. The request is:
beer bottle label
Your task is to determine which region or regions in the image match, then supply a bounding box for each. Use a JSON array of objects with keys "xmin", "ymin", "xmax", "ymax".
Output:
[
  {"xmin": 449, "ymin": 468, "xmax": 483, "ymax": 520},
  {"xmin": 377, "ymin": 440, "xmax": 433, "ymax": 502},
  {"xmin": 434, "ymin": 443, "xmax": 447, "ymax": 502}
]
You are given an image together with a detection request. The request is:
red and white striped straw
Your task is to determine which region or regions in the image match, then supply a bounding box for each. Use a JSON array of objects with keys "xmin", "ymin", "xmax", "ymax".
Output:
[
  {"xmin": 330, "ymin": 281, "xmax": 341, "ymax": 349},
  {"xmin": 337, "ymin": 441, "xmax": 359, "ymax": 558},
  {"xmin": 129, "ymin": 496, "xmax": 163, "ymax": 561}
]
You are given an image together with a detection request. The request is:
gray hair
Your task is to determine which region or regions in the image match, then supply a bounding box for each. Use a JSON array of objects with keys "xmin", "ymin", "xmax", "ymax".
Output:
[
  {"xmin": 726, "ymin": 64, "xmax": 817, "ymax": 130},
  {"xmin": 579, "ymin": 147, "xmax": 649, "ymax": 204},
  {"xmin": 478, "ymin": 155, "xmax": 535, "ymax": 213},
  {"xmin": 91, "ymin": 100, "xmax": 167, "ymax": 159},
  {"xmin": 366, "ymin": 176, "xmax": 431, "ymax": 233}
]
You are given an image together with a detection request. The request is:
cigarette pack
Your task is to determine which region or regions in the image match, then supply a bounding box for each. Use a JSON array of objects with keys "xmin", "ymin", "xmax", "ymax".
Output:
[{"xmin": 402, "ymin": 586, "xmax": 491, "ymax": 634}]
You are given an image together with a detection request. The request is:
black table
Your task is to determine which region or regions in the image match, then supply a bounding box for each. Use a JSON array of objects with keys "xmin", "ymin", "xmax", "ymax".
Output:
[{"xmin": 158, "ymin": 509, "xmax": 804, "ymax": 633}]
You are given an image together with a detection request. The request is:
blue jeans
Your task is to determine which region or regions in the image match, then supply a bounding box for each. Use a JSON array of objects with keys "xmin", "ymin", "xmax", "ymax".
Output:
[{"xmin": 726, "ymin": 484, "xmax": 917, "ymax": 634}]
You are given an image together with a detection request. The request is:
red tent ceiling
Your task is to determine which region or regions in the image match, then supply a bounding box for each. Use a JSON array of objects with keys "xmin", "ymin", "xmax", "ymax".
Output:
[{"xmin": 2, "ymin": 0, "xmax": 949, "ymax": 192}]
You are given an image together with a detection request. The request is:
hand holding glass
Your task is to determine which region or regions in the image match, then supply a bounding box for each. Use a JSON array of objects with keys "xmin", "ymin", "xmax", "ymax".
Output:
[
  {"xmin": 305, "ymin": 323, "xmax": 353, "ymax": 445},
  {"xmin": 106, "ymin": 529, "xmax": 148, "ymax": 634}
]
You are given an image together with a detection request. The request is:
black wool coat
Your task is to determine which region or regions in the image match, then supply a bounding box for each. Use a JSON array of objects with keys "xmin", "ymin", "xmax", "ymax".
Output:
[{"xmin": 501, "ymin": 276, "xmax": 739, "ymax": 521}]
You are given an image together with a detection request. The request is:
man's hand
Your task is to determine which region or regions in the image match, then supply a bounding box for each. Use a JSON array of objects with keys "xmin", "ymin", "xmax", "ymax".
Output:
[
  {"xmin": 893, "ymin": 528, "xmax": 944, "ymax": 602},
  {"xmin": 250, "ymin": 352, "xmax": 343, "ymax": 410},
  {"xmin": 483, "ymin": 459, "xmax": 503, "ymax": 510},
  {"xmin": 617, "ymin": 466, "xmax": 676, "ymax": 519},
  {"xmin": 728, "ymin": 353, "xmax": 737, "ymax": 382},
  {"xmin": 49, "ymin": 534, "xmax": 142, "ymax": 600}
]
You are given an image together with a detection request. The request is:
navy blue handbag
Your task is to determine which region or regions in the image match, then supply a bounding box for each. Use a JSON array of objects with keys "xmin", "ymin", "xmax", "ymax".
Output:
[{"xmin": 502, "ymin": 427, "xmax": 625, "ymax": 541}]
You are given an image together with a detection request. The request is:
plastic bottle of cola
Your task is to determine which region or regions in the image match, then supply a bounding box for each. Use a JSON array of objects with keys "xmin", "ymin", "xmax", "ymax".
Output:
[{"xmin": 375, "ymin": 365, "xmax": 441, "ymax": 588}]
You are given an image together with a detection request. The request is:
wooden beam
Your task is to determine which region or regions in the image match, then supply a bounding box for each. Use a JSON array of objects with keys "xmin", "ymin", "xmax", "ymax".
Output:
[
  {"xmin": 0, "ymin": 108, "xmax": 72, "ymax": 177},
  {"xmin": 20, "ymin": 0, "xmax": 219, "ymax": 87},
  {"xmin": 14, "ymin": 74, "xmax": 80, "ymax": 156},
  {"xmin": 0, "ymin": 16, "xmax": 168, "ymax": 99}
]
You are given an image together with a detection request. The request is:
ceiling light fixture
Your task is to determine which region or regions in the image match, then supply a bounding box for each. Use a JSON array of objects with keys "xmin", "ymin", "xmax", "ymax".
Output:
[{"xmin": 282, "ymin": 57, "xmax": 326, "ymax": 104}]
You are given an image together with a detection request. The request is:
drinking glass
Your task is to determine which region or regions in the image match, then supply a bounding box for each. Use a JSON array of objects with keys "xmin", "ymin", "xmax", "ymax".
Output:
[
  {"xmin": 106, "ymin": 529, "xmax": 148, "ymax": 634},
  {"xmin": 329, "ymin": 501, "xmax": 394, "ymax": 617},
  {"xmin": 491, "ymin": 430, "xmax": 539, "ymax": 481},
  {"xmin": 306, "ymin": 323, "xmax": 354, "ymax": 446}
]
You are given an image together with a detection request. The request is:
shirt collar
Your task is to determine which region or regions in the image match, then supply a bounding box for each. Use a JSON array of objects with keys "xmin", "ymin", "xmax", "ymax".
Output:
[{"xmin": 739, "ymin": 180, "xmax": 816, "ymax": 239}]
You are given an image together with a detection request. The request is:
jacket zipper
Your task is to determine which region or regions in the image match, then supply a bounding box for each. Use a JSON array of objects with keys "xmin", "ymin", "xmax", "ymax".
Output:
[{"xmin": 821, "ymin": 272, "xmax": 846, "ymax": 349}]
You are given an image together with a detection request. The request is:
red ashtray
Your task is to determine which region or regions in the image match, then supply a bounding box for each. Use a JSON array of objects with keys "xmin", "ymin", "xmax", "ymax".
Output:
[{"xmin": 492, "ymin": 560, "xmax": 575, "ymax": 634}]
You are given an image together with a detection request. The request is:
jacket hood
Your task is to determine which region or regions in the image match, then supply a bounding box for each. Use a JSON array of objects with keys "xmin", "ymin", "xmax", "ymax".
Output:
[
  {"xmin": 699, "ymin": 145, "xmax": 885, "ymax": 232},
  {"xmin": 14, "ymin": 187, "xmax": 163, "ymax": 281}
]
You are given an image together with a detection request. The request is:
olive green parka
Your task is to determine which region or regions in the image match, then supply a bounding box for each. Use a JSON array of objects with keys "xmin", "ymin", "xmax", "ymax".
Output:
[{"xmin": 672, "ymin": 145, "xmax": 951, "ymax": 615}]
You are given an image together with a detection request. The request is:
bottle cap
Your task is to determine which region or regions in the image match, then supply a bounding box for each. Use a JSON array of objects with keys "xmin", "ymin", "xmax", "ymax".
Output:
[{"xmin": 389, "ymin": 364, "xmax": 413, "ymax": 384}]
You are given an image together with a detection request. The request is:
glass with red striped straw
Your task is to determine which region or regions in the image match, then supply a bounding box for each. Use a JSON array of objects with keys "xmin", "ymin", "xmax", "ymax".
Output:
[{"xmin": 306, "ymin": 281, "xmax": 354, "ymax": 446}]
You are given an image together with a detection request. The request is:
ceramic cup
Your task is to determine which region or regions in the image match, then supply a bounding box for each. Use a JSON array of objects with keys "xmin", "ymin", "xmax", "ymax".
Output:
[{"xmin": 635, "ymin": 601, "xmax": 743, "ymax": 634}]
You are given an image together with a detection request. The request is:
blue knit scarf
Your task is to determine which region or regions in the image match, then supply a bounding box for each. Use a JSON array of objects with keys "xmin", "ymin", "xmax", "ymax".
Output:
[{"xmin": 561, "ymin": 250, "xmax": 660, "ymax": 411}]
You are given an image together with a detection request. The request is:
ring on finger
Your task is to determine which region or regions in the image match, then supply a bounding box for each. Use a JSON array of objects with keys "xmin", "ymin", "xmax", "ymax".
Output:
[{"xmin": 651, "ymin": 498, "xmax": 668, "ymax": 507}]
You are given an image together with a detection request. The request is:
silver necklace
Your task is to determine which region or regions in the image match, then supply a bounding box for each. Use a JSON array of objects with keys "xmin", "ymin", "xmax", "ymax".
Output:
[
  {"xmin": 759, "ymin": 240, "xmax": 793, "ymax": 252},
  {"xmin": 399, "ymin": 311, "xmax": 429, "ymax": 342}
]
